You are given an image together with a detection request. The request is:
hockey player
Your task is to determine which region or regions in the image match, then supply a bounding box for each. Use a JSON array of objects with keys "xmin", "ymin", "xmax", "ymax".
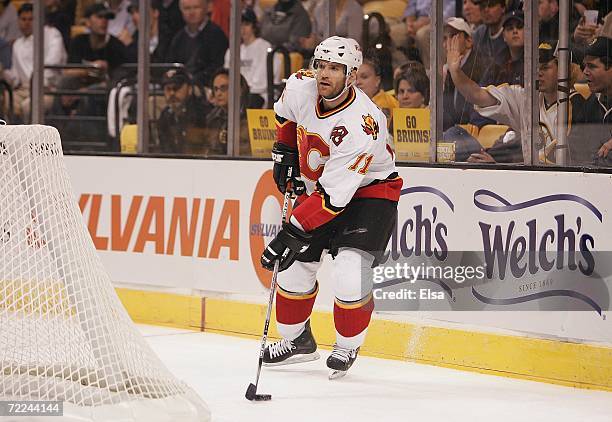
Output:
[{"xmin": 260, "ymin": 36, "xmax": 402, "ymax": 378}]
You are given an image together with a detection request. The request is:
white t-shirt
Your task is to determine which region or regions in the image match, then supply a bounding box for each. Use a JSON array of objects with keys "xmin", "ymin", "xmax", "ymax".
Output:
[{"xmin": 224, "ymin": 37, "xmax": 280, "ymax": 103}]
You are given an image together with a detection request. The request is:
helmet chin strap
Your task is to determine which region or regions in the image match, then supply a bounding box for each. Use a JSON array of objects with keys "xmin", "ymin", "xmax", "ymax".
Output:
[{"xmin": 321, "ymin": 69, "xmax": 354, "ymax": 103}]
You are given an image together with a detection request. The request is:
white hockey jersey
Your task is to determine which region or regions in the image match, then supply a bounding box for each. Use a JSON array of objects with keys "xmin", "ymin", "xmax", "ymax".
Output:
[
  {"xmin": 476, "ymin": 84, "xmax": 582, "ymax": 164},
  {"xmin": 274, "ymin": 70, "xmax": 402, "ymax": 232}
]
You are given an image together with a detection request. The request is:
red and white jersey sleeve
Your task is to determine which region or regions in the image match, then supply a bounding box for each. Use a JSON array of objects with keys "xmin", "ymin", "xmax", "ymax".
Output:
[{"xmin": 273, "ymin": 71, "xmax": 402, "ymax": 232}]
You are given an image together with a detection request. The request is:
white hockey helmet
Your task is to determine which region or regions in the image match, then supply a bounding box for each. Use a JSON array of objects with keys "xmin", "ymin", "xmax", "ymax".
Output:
[{"xmin": 312, "ymin": 36, "xmax": 363, "ymax": 77}]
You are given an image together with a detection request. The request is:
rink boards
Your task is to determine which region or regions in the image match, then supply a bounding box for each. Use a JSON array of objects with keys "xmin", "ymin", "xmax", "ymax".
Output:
[{"xmin": 64, "ymin": 156, "xmax": 612, "ymax": 391}]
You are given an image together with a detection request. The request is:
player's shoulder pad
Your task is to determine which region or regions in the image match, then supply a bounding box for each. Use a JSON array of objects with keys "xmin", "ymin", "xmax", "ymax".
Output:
[{"xmin": 285, "ymin": 69, "xmax": 318, "ymax": 91}]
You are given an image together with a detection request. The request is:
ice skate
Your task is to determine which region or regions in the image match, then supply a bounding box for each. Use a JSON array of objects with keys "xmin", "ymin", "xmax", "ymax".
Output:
[
  {"xmin": 327, "ymin": 344, "xmax": 359, "ymax": 379},
  {"xmin": 263, "ymin": 320, "xmax": 320, "ymax": 366}
]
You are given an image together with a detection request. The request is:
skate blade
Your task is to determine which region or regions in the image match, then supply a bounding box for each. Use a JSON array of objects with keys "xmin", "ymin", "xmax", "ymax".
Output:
[
  {"xmin": 328, "ymin": 369, "xmax": 347, "ymax": 380},
  {"xmin": 263, "ymin": 351, "xmax": 320, "ymax": 367}
]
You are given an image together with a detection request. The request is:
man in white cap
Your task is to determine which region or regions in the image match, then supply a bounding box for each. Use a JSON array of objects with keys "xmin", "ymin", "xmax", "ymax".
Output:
[
  {"xmin": 442, "ymin": 16, "xmax": 498, "ymax": 130},
  {"xmin": 260, "ymin": 36, "xmax": 402, "ymax": 379}
]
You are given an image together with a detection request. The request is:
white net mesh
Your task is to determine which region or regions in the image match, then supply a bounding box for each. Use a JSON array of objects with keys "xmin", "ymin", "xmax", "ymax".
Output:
[{"xmin": 0, "ymin": 125, "xmax": 210, "ymax": 421}]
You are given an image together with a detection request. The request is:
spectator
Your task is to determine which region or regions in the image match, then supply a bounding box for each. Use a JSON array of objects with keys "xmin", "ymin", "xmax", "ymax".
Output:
[
  {"xmin": 498, "ymin": 10, "xmax": 524, "ymax": 85},
  {"xmin": 471, "ymin": 0, "xmax": 507, "ymax": 67},
  {"xmin": 211, "ymin": 0, "xmax": 230, "ymax": 38},
  {"xmin": 47, "ymin": 75, "xmax": 107, "ymax": 146},
  {"xmin": 447, "ymin": 38, "xmax": 586, "ymax": 164},
  {"xmin": 0, "ymin": 0, "xmax": 21, "ymax": 43},
  {"xmin": 157, "ymin": 0, "xmax": 184, "ymax": 61},
  {"xmin": 568, "ymin": 36, "xmax": 612, "ymax": 166},
  {"xmin": 124, "ymin": 0, "xmax": 162, "ymax": 62},
  {"xmin": 463, "ymin": 0, "xmax": 483, "ymax": 29},
  {"xmin": 108, "ymin": 0, "xmax": 136, "ymax": 40},
  {"xmin": 393, "ymin": 59, "xmax": 426, "ymax": 80},
  {"xmin": 259, "ymin": 0, "xmax": 311, "ymax": 53},
  {"xmin": 165, "ymin": 0, "xmax": 228, "ymax": 87},
  {"xmin": 539, "ymin": 0, "xmax": 580, "ymax": 42},
  {"xmin": 401, "ymin": 0, "xmax": 455, "ymax": 67},
  {"xmin": 465, "ymin": 128, "xmax": 523, "ymax": 163},
  {"xmin": 204, "ymin": 68, "xmax": 252, "ymax": 156},
  {"xmin": 66, "ymin": 2, "xmax": 129, "ymax": 82},
  {"xmin": 442, "ymin": 17, "xmax": 497, "ymax": 130},
  {"xmin": 356, "ymin": 56, "xmax": 398, "ymax": 122},
  {"xmin": 3, "ymin": 3, "xmax": 67, "ymax": 122},
  {"xmin": 308, "ymin": 0, "xmax": 363, "ymax": 47},
  {"xmin": 157, "ymin": 67, "xmax": 211, "ymax": 154},
  {"xmin": 223, "ymin": 8, "xmax": 278, "ymax": 106},
  {"xmin": 395, "ymin": 67, "xmax": 429, "ymax": 108},
  {"xmin": 45, "ymin": 0, "xmax": 72, "ymax": 50}
]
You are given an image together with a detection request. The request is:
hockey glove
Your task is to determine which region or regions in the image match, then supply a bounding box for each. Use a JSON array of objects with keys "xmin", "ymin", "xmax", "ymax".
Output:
[
  {"xmin": 261, "ymin": 223, "xmax": 312, "ymax": 272},
  {"xmin": 272, "ymin": 142, "xmax": 305, "ymax": 196}
]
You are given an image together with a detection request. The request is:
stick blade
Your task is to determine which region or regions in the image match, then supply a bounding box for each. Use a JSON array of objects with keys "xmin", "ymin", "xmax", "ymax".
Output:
[{"xmin": 245, "ymin": 383, "xmax": 272, "ymax": 401}]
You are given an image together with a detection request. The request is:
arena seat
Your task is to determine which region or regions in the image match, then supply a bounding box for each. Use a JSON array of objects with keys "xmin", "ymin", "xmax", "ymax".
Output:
[
  {"xmin": 120, "ymin": 124, "xmax": 138, "ymax": 153},
  {"xmin": 574, "ymin": 83, "xmax": 591, "ymax": 99},
  {"xmin": 458, "ymin": 123, "xmax": 479, "ymax": 138},
  {"xmin": 363, "ymin": 0, "xmax": 407, "ymax": 19},
  {"xmin": 477, "ymin": 124, "xmax": 509, "ymax": 148}
]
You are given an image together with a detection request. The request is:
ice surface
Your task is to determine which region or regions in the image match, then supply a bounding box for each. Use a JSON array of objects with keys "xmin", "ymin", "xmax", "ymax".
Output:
[{"xmin": 141, "ymin": 325, "xmax": 612, "ymax": 422}]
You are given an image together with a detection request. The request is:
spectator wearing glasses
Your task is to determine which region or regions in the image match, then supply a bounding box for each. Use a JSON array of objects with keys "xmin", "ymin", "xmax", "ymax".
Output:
[
  {"xmin": 156, "ymin": 68, "xmax": 211, "ymax": 154},
  {"xmin": 204, "ymin": 68, "xmax": 252, "ymax": 156},
  {"xmin": 165, "ymin": 0, "xmax": 228, "ymax": 88}
]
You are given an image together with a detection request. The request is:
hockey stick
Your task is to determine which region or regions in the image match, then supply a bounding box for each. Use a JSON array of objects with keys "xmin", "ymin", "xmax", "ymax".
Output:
[{"xmin": 245, "ymin": 169, "xmax": 294, "ymax": 402}]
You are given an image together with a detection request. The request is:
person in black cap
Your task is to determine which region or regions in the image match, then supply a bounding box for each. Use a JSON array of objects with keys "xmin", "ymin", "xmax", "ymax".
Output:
[
  {"xmin": 498, "ymin": 10, "xmax": 524, "ymax": 85},
  {"xmin": 124, "ymin": 0, "xmax": 162, "ymax": 62},
  {"xmin": 65, "ymin": 1, "xmax": 128, "ymax": 82},
  {"xmin": 567, "ymin": 36, "xmax": 612, "ymax": 166},
  {"xmin": 156, "ymin": 67, "xmax": 212, "ymax": 155}
]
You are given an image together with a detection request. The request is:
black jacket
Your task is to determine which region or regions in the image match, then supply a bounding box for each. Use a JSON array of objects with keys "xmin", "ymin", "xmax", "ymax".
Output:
[
  {"xmin": 165, "ymin": 21, "xmax": 228, "ymax": 87},
  {"xmin": 157, "ymin": 95, "xmax": 211, "ymax": 154},
  {"xmin": 568, "ymin": 93, "xmax": 612, "ymax": 167}
]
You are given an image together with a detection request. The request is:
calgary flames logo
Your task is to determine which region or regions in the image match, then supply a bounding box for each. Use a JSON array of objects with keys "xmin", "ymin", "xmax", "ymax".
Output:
[
  {"xmin": 295, "ymin": 68, "xmax": 316, "ymax": 79},
  {"xmin": 361, "ymin": 114, "xmax": 379, "ymax": 140}
]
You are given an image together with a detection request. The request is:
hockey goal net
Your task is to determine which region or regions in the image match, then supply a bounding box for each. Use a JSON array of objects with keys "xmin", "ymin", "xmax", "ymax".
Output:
[{"xmin": 0, "ymin": 125, "xmax": 210, "ymax": 421}]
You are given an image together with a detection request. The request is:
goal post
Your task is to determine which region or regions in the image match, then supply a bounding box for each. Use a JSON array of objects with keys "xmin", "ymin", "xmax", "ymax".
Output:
[{"xmin": 0, "ymin": 125, "xmax": 210, "ymax": 421}]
